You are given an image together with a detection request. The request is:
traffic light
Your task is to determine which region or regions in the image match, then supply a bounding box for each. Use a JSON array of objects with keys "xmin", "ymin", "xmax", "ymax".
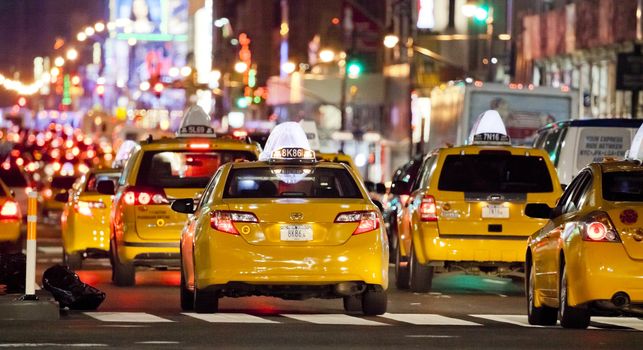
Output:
[
  {"xmin": 347, "ymin": 60, "xmax": 362, "ymax": 79},
  {"xmin": 236, "ymin": 96, "xmax": 250, "ymax": 109},
  {"xmin": 473, "ymin": 6, "xmax": 489, "ymax": 22}
]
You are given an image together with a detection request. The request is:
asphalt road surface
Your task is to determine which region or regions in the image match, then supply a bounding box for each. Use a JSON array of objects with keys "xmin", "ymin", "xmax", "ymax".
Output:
[{"xmin": 1, "ymin": 223, "xmax": 642, "ymax": 349}]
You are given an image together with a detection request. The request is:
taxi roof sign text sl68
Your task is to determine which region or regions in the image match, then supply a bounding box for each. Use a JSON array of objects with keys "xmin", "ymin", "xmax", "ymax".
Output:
[
  {"xmin": 176, "ymin": 105, "xmax": 216, "ymax": 138},
  {"xmin": 468, "ymin": 109, "xmax": 511, "ymax": 146}
]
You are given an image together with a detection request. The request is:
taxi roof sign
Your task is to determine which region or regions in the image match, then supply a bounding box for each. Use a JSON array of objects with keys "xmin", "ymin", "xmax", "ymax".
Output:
[
  {"xmin": 468, "ymin": 110, "xmax": 511, "ymax": 145},
  {"xmin": 259, "ymin": 122, "xmax": 314, "ymax": 161},
  {"xmin": 176, "ymin": 105, "xmax": 216, "ymax": 138},
  {"xmin": 112, "ymin": 140, "xmax": 138, "ymax": 168},
  {"xmin": 626, "ymin": 123, "xmax": 643, "ymax": 161}
]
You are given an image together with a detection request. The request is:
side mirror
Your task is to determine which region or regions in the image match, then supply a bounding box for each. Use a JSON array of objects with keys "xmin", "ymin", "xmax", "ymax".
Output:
[
  {"xmin": 525, "ymin": 203, "xmax": 553, "ymax": 219},
  {"xmin": 54, "ymin": 192, "xmax": 69, "ymax": 203},
  {"xmin": 390, "ymin": 180, "xmax": 410, "ymax": 196},
  {"xmin": 375, "ymin": 183, "xmax": 387, "ymax": 195},
  {"xmin": 171, "ymin": 198, "xmax": 196, "ymax": 214},
  {"xmin": 97, "ymin": 180, "xmax": 115, "ymax": 195}
]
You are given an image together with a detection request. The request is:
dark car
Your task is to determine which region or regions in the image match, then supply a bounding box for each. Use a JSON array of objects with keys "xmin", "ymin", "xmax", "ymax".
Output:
[{"xmin": 382, "ymin": 155, "xmax": 425, "ymax": 261}]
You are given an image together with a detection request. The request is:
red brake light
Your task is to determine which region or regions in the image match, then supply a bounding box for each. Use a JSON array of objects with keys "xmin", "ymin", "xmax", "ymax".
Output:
[
  {"xmin": 582, "ymin": 211, "xmax": 619, "ymax": 242},
  {"xmin": 419, "ymin": 195, "xmax": 438, "ymax": 222},
  {"xmin": 335, "ymin": 211, "xmax": 380, "ymax": 235},
  {"xmin": 0, "ymin": 201, "xmax": 20, "ymax": 219},
  {"xmin": 43, "ymin": 189, "xmax": 53, "ymax": 198},
  {"xmin": 210, "ymin": 210, "xmax": 258, "ymax": 235},
  {"xmin": 122, "ymin": 187, "xmax": 168, "ymax": 206},
  {"xmin": 189, "ymin": 143, "xmax": 210, "ymax": 150}
]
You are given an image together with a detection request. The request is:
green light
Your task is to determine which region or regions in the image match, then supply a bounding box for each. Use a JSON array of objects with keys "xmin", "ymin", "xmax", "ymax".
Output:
[
  {"xmin": 253, "ymin": 96, "xmax": 261, "ymax": 104},
  {"xmin": 474, "ymin": 7, "xmax": 489, "ymax": 21},
  {"xmin": 236, "ymin": 97, "xmax": 249, "ymax": 109},
  {"xmin": 347, "ymin": 61, "xmax": 362, "ymax": 79},
  {"xmin": 62, "ymin": 74, "xmax": 71, "ymax": 106},
  {"xmin": 248, "ymin": 69, "xmax": 256, "ymax": 88}
]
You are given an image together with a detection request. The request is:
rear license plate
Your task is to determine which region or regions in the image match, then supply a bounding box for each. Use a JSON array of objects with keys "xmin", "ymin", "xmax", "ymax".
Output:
[
  {"xmin": 280, "ymin": 224, "xmax": 313, "ymax": 241},
  {"xmin": 482, "ymin": 205, "xmax": 509, "ymax": 219}
]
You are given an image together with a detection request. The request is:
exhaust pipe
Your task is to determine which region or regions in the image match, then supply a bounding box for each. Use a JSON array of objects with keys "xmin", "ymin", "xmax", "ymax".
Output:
[
  {"xmin": 334, "ymin": 282, "xmax": 365, "ymax": 296},
  {"xmin": 611, "ymin": 292, "xmax": 630, "ymax": 308}
]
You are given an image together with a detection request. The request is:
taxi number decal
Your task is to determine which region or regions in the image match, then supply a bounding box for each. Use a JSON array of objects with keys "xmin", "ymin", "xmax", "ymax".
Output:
[
  {"xmin": 280, "ymin": 148, "xmax": 305, "ymax": 158},
  {"xmin": 280, "ymin": 224, "xmax": 313, "ymax": 241}
]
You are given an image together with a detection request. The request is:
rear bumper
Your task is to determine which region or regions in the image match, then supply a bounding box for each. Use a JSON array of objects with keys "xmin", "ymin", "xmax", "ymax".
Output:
[
  {"xmin": 63, "ymin": 213, "xmax": 110, "ymax": 253},
  {"xmin": 194, "ymin": 229, "xmax": 388, "ymax": 290},
  {"xmin": 0, "ymin": 221, "xmax": 21, "ymax": 242},
  {"xmin": 567, "ymin": 243, "xmax": 643, "ymax": 306},
  {"xmin": 415, "ymin": 223, "xmax": 528, "ymax": 265}
]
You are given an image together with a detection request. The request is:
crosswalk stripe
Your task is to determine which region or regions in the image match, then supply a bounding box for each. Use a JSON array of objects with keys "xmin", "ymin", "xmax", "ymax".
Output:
[
  {"xmin": 38, "ymin": 246, "xmax": 63, "ymax": 254},
  {"xmin": 380, "ymin": 313, "xmax": 481, "ymax": 326},
  {"xmin": 282, "ymin": 314, "xmax": 388, "ymax": 326},
  {"xmin": 85, "ymin": 312, "xmax": 173, "ymax": 323},
  {"xmin": 591, "ymin": 317, "xmax": 643, "ymax": 331},
  {"xmin": 183, "ymin": 313, "xmax": 278, "ymax": 324},
  {"xmin": 470, "ymin": 314, "xmax": 547, "ymax": 328}
]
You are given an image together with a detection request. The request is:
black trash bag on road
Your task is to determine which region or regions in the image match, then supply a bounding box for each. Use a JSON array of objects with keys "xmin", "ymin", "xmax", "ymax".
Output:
[
  {"xmin": 0, "ymin": 253, "xmax": 26, "ymax": 293},
  {"xmin": 42, "ymin": 264, "xmax": 106, "ymax": 310}
]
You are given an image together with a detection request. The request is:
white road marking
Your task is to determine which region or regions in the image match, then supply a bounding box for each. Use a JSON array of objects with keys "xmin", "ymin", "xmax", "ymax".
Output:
[
  {"xmin": 470, "ymin": 314, "xmax": 550, "ymax": 328},
  {"xmin": 135, "ymin": 341, "xmax": 180, "ymax": 345},
  {"xmin": 282, "ymin": 314, "xmax": 388, "ymax": 326},
  {"xmin": 183, "ymin": 313, "xmax": 278, "ymax": 324},
  {"xmin": 0, "ymin": 344, "xmax": 108, "ymax": 347},
  {"xmin": 381, "ymin": 313, "xmax": 481, "ymax": 326},
  {"xmin": 37, "ymin": 246, "xmax": 62, "ymax": 254},
  {"xmin": 84, "ymin": 312, "xmax": 173, "ymax": 323},
  {"xmin": 591, "ymin": 317, "xmax": 643, "ymax": 331},
  {"xmin": 406, "ymin": 335, "xmax": 459, "ymax": 338}
]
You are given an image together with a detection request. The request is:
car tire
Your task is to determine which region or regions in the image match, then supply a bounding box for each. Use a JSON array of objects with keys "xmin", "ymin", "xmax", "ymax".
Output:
[
  {"xmin": 180, "ymin": 270, "xmax": 194, "ymax": 311},
  {"xmin": 526, "ymin": 261, "xmax": 557, "ymax": 326},
  {"xmin": 409, "ymin": 244, "xmax": 434, "ymax": 293},
  {"xmin": 63, "ymin": 251, "xmax": 83, "ymax": 271},
  {"xmin": 559, "ymin": 264, "xmax": 590, "ymax": 329},
  {"xmin": 194, "ymin": 288, "xmax": 219, "ymax": 313},
  {"xmin": 111, "ymin": 245, "xmax": 135, "ymax": 287},
  {"xmin": 343, "ymin": 294, "xmax": 362, "ymax": 312},
  {"xmin": 361, "ymin": 288, "xmax": 387, "ymax": 316},
  {"xmin": 394, "ymin": 237, "xmax": 410, "ymax": 290}
]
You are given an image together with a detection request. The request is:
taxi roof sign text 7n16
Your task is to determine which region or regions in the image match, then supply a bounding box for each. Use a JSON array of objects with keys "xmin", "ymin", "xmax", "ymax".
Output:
[{"xmin": 468, "ymin": 110, "xmax": 511, "ymax": 146}]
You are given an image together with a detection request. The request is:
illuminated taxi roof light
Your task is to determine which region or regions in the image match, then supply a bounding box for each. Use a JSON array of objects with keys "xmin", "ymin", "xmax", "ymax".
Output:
[
  {"xmin": 176, "ymin": 105, "xmax": 216, "ymax": 138},
  {"xmin": 259, "ymin": 121, "xmax": 313, "ymax": 161},
  {"xmin": 270, "ymin": 148, "xmax": 316, "ymax": 161},
  {"xmin": 468, "ymin": 109, "xmax": 511, "ymax": 145},
  {"xmin": 189, "ymin": 143, "xmax": 210, "ymax": 150},
  {"xmin": 626, "ymin": 123, "xmax": 643, "ymax": 161}
]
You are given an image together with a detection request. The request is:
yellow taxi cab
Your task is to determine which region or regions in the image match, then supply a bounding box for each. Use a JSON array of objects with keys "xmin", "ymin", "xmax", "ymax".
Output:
[
  {"xmin": 97, "ymin": 106, "xmax": 261, "ymax": 286},
  {"xmin": 59, "ymin": 168, "xmax": 121, "ymax": 270},
  {"xmin": 171, "ymin": 122, "xmax": 388, "ymax": 314},
  {"xmin": 524, "ymin": 124, "xmax": 643, "ymax": 329},
  {"xmin": 317, "ymin": 152, "xmax": 358, "ymax": 173},
  {"xmin": 41, "ymin": 173, "xmax": 77, "ymax": 221},
  {"xmin": 0, "ymin": 178, "xmax": 22, "ymax": 248},
  {"xmin": 394, "ymin": 110, "xmax": 562, "ymax": 292}
]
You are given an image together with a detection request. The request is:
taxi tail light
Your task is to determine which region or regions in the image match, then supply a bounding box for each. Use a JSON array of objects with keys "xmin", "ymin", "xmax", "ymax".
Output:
[
  {"xmin": 74, "ymin": 200, "xmax": 106, "ymax": 217},
  {"xmin": 582, "ymin": 211, "xmax": 620, "ymax": 242},
  {"xmin": 210, "ymin": 210, "xmax": 258, "ymax": 235},
  {"xmin": 122, "ymin": 187, "xmax": 169, "ymax": 206},
  {"xmin": 419, "ymin": 195, "xmax": 438, "ymax": 222},
  {"xmin": 189, "ymin": 143, "xmax": 210, "ymax": 150},
  {"xmin": 335, "ymin": 211, "xmax": 380, "ymax": 235},
  {"xmin": 0, "ymin": 200, "xmax": 20, "ymax": 220},
  {"xmin": 43, "ymin": 188, "xmax": 53, "ymax": 199}
]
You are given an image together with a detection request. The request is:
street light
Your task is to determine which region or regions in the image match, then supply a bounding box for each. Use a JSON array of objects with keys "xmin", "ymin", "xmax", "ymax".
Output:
[
  {"xmin": 319, "ymin": 49, "xmax": 336, "ymax": 63},
  {"xmin": 66, "ymin": 48, "xmax": 78, "ymax": 61},
  {"xmin": 77, "ymin": 32, "xmax": 87, "ymax": 42},
  {"xmin": 84, "ymin": 26, "xmax": 95, "ymax": 37},
  {"xmin": 94, "ymin": 22, "xmax": 105, "ymax": 33},
  {"xmin": 54, "ymin": 56, "xmax": 65, "ymax": 67},
  {"xmin": 234, "ymin": 61, "xmax": 249, "ymax": 74},
  {"xmin": 383, "ymin": 34, "xmax": 400, "ymax": 49},
  {"xmin": 280, "ymin": 61, "xmax": 296, "ymax": 74}
]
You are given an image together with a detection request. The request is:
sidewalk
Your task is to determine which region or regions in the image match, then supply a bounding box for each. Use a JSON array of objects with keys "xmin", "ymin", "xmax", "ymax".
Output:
[{"xmin": 0, "ymin": 287, "xmax": 60, "ymax": 321}]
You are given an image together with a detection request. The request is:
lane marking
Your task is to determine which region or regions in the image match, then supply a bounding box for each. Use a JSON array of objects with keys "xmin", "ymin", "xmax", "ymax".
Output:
[
  {"xmin": 0, "ymin": 344, "xmax": 108, "ymax": 347},
  {"xmin": 381, "ymin": 313, "xmax": 481, "ymax": 326},
  {"xmin": 135, "ymin": 341, "xmax": 180, "ymax": 345},
  {"xmin": 84, "ymin": 312, "xmax": 173, "ymax": 323},
  {"xmin": 591, "ymin": 317, "xmax": 643, "ymax": 331},
  {"xmin": 183, "ymin": 313, "xmax": 278, "ymax": 324},
  {"xmin": 282, "ymin": 314, "xmax": 388, "ymax": 326},
  {"xmin": 37, "ymin": 246, "xmax": 63, "ymax": 254},
  {"xmin": 471, "ymin": 314, "xmax": 548, "ymax": 328},
  {"xmin": 406, "ymin": 335, "xmax": 459, "ymax": 338}
]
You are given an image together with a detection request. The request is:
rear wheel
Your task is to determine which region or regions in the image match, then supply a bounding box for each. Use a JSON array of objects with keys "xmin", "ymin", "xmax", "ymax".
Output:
[
  {"xmin": 394, "ymin": 237, "xmax": 409, "ymax": 290},
  {"xmin": 111, "ymin": 244, "xmax": 135, "ymax": 287},
  {"xmin": 63, "ymin": 251, "xmax": 83, "ymax": 271},
  {"xmin": 180, "ymin": 269, "xmax": 194, "ymax": 311},
  {"xmin": 343, "ymin": 294, "xmax": 362, "ymax": 312},
  {"xmin": 527, "ymin": 261, "xmax": 557, "ymax": 325},
  {"xmin": 559, "ymin": 264, "xmax": 590, "ymax": 329},
  {"xmin": 386, "ymin": 213, "xmax": 397, "ymax": 263},
  {"xmin": 409, "ymin": 245, "xmax": 434, "ymax": 293},
  {"xmin": 194, "ymin": 288, "xmax": 219, "ymax": 313},
  {"xmin": 362, "ymin": 288, "xmax": 387, "ymax": 316}
]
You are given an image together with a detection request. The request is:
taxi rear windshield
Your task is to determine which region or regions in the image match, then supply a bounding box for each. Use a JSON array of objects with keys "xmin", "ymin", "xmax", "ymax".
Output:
[
  {"xmin": 224, "ymin": 167, "xmax": 363, "ymax": 199},
  {"xmin": 86, "ymin": 174, "xmax": 120, "ymax": 192},
  {"xmin": 602, "ymin": 171, "xmax": 643, "ymax": 202},
  {"xmin": 438, "ymin": 154, "xmax": 553, "ymax": 193},
  {"xmin": 51, "ymin": 176, "xmax": 77, "ymax": 189},
  {"xmin": 136, "ymin": 151, "xmax": 256, "ymax": 189}
]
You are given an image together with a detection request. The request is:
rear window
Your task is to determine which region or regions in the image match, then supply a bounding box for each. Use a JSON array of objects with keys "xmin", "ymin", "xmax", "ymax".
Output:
[
  {"xmin": 438, "ymin": 154, "xmax": 554, "ymax": 193},
  {"xmin": 137, "ymin": 150, "xmax": 256, "ymax": 188},
  {"xmin": 51, "ymin": 176, "xmax": 77, "ymax": 189},
  {"xmin": 0, "ymin": 168, "xmax": 28, "ymax": 187},
  {"xmin": 602, "ymin": 171, "xmax": 643, "ymax": 202},
  {"xmin": 224, "ymin": 166, "xmax": 363, "ymax": 199},
  {"xmin": 577, "ymin": 128, "xmax": 633, "ymax": 169},
  {"xmin": 86, "ymin": 173, "xmax": 120, "ymax": 192}
]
